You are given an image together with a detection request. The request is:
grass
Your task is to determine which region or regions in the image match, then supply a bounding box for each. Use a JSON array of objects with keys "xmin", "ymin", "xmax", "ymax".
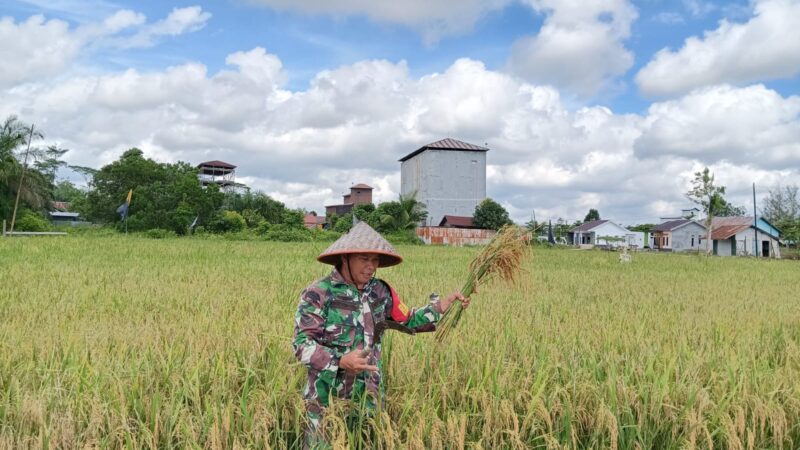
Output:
[{"xmin": 1, "ymin": 236, "xmax": 799, "ymax": 449}]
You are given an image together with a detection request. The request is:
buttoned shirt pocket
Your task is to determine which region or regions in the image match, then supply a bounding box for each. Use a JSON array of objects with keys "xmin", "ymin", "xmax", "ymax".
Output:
[{"xmin": 323, "ymin": 297, "xmax": 360, "ymax": 350}]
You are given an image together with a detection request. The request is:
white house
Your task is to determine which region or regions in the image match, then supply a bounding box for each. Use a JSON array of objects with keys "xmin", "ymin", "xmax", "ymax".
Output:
[
  {"xmin": 651, "ymin": 219, "xmax": 707, "ymax": 252},
  {"xmin": 568, "ymin": 220, "xmax": 633, "ymax": 247},
  {"xmin": 706, "ymin": 216, "xmax": 782, "ymax": 258}
]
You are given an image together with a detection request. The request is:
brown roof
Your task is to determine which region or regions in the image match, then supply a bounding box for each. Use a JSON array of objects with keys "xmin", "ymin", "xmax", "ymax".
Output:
[
  {"xmin": 304, "ymin": 214, "xmax": 326, "ymax": 225},
  {"xmin": 350, "ymin": 183, "xmax": 373, "ymax": 189},
  {"xmin": 569, "ymin": 219, "xmax": 608, "ymax": 232},
  {"xmin": 197, "ymin": 160, "xmax": 236, "ymax": 169},
  {"xmin": 439, "ymin": 215, "xmax": 475, "ymax": 228},
  {"xmin": 711, "ymin": 224, "xmax": 750, "ymax": 240},
  {"xmin": 399, "ymin": 138, "xmax": 489, "ymax": 162}
]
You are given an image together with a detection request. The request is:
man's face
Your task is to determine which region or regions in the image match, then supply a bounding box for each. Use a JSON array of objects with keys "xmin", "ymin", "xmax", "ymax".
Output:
[{"xmin": 344, "ymin": 253, "xmax": 380, "ymax": 288}]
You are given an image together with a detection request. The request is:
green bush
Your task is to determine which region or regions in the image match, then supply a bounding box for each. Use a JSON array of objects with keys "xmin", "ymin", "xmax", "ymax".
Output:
[
  {"xmin": 207, "ymin": 210, "xmax": 246, "ymax": 233},
  {"xmin": 384, "ymin": 230, "xmax": 424, "ymax": 245},
  {"xmin": 255, "ymin": 220, "xmax": 271, "ymax": 235},
  {"xmin": 310, "ymin": 229, "xmax": 342, "ymax": 242},
  {"xmin": 144, "ymin": 228, "xmax": 177, "ymax": 239},
  {"xmin": 13, "ymin": 211, "xmax": 52, "ymax": 232},
  {"xmin": 264, "ymin": 224, "xmax": 312, "ymax": 242}
]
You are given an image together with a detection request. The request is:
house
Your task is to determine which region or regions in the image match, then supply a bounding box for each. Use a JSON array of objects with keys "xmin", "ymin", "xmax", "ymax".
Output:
[
  {"xmin": 651, "ymin": 219, "xmax": 706, "ymax": 252},
  {"xmin": 325, "ymin": 184, "xmax": 373, "ymax": 217},
  {"xmin": 304, "ymin": 213, "xmax": 326, "ymax": 229},
  {"xmin": 400, "ymin": 138, "xmax": 488, "ymax": 226},
  {"xmin": 438, "ymin": 215, "xmax": 476, "ymax": 228},
  {"xmin": 568, "ymin": 220, "xmax": 633, "ymax": 247},
  {"xmin": 48, "ymin": 211, "xmax": 81, "ymax": 226},
  {"xmin": 706, "ymin": 216, "xmax": 782, "ymax": 258}
]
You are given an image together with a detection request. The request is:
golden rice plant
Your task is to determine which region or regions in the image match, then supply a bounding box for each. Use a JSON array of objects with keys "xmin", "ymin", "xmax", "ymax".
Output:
[{"xmin": 435, "ymin": 224, "xmax": 530, "ymax": 342}]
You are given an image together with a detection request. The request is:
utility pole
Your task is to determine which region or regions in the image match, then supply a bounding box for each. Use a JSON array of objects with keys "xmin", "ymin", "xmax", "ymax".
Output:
[
  {"xmin": 9, "ymin": 124, "xmax": 35, "ymax": 233},
  {"xmin": 753, "ymin": 183, "xmax": 759, "ymax": 257}
]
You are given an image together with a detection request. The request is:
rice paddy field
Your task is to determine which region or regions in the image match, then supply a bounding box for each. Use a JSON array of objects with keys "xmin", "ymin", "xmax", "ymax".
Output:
[{"xmin": 1, "ymin": 235, "xmax": 799, "ymax": 449}]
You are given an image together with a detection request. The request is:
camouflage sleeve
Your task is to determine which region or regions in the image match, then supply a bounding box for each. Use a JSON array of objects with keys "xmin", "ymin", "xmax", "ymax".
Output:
[
  {"xmin": 403, "ymin": 293, "xmax": 442, "ymax": 332},
  {"xmin": 292, "ymin": 287, "xmax": 341, "ymax": 373}
]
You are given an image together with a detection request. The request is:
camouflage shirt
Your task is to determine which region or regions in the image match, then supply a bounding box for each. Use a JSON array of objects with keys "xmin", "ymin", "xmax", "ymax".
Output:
[{"xmin": 293, "ymin": 268, "xmax": 441, "ymax": 408}]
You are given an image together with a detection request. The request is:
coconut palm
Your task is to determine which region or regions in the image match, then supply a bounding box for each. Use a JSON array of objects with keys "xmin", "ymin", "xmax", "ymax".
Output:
[
  {"xmin": 379, "ymin": 191, "xmax": 427, "ymax": 231},
  {"xmin": 1, "ymin": 115, "xmax": 49, "ymax": 219}
]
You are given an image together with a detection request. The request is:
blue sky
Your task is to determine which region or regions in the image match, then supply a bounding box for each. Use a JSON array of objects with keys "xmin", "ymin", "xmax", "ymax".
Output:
[{"xmin": 2, "ymin": 0, "xmax": 799, "ymax": 224}]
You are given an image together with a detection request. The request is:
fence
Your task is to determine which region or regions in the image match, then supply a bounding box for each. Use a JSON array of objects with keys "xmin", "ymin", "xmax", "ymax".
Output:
[
  {"xmin": 416, "ymin": 227, "xmax": 496, "ymax": 246},
  {"xmin": 2, "ymin": 220, "xmax": 67, "ymax": 237}
]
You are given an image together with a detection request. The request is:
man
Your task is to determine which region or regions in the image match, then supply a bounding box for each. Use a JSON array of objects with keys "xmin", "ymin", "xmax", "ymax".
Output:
[{"xmin": 293, "ymin": 221, "xmax": 470, "ymax": 448}]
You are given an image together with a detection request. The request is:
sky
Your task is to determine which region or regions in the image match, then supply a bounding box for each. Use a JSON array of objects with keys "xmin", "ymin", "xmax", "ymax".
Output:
[{"xmin": 2, "ymin": 0, "xmax": 799, "ymax": 225}]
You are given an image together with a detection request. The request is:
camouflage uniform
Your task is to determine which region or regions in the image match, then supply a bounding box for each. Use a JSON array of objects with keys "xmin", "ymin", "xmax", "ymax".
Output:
[{"xmin": 293, "ymin": 268, "xmax": 441, "ymax": 448}]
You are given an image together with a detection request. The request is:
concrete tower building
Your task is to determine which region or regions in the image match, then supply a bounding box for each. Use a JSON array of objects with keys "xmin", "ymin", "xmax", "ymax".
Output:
[{"xmin": 399, "ymin": 138, "xmax": 488, "ymax": 226}]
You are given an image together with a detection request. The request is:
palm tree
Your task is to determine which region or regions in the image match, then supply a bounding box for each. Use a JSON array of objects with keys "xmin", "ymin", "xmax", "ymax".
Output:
[
  {"xmin": 380, "ymin": 191, "xmax": 428, "ymax": 231},
  {"xmin": 1, "ymin": 115, "xmax": 48, "ymax": 222}
]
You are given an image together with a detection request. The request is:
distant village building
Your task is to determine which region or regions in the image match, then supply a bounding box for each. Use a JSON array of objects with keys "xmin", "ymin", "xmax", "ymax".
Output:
[
  {"xmin": 400, "ymin": 138, "xmax": 488, "ymax": 226},
  {"xmin": 197, "ymin": 160, "xmax": 246, "ymax": 192},
  {"xmin": 304, "ymin": 212, "xmax": 326, "ymax": 229},
  {"xmin": 48, "ymin": 211, "xmax": 81, "ymax": 226},
  {"xmin": 705, "ymin": 216, "xmax": 782, "ymax": 258},
  {"xmin": 651, "ymin": 219, "xmax": 706, "ymax": 252},
  {"xmin": 568, "ymin": 219, "xmax": 643, "ymax": 248},
  {"xmin": 325, "ymin": 184, "xmax": 373, "ymax": 217},
  {"xmin": 438, "ymin": 215, "xmax": 477, "ymax": 228}
]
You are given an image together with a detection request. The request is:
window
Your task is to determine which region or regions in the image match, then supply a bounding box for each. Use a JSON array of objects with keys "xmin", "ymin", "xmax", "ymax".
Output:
[{"xmin": 691, "ymin": 235, "xmax": 694, "ymax": 246}]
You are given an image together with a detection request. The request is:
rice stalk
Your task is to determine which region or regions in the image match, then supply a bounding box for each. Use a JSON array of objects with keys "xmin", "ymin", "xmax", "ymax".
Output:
[{"xmin": 435, "ymin": 225, "xmax": 530, "ymax": 342}]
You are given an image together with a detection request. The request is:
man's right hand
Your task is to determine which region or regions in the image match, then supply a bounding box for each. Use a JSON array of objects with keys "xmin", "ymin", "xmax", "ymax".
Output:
[{"xmin": 339, "ymin": 349, "xmax": 378, "ymax": 374}]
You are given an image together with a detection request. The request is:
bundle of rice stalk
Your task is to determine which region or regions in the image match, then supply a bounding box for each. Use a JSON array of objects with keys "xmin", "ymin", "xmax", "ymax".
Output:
[{"xmin": 435, "ymin": 224, "xmax": 530, "ymax": 342}]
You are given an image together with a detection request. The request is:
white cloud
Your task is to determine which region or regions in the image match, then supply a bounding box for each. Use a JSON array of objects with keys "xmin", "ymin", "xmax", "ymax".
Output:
[
  {"xmin": 636, "ymin": 0, "xmax": 800, "ymax": 97},
  {"xmin": 682, "ymin": 0, "xmax": 716, "ymax": 18},
  {"xmin": 0, "ymin": 7, "xmax": 212, "ymax": 88},
  {"xmin": 634, "ymin": 84, "xmax": 800, "ymax": 169},
  {"xmin": 105, "ymin": 6, "xmax": 212, "ymax": 49},
  {"xmin": 246, "ymin": 0, "xmax": 511, "ymax": 43},
  {"xmin": 2, "ymin": 44, "xmax": 799, "ymax": 223},
  {"xmin": 0, "ymin": 15, "xmax": 83, "ymax": 88},
  {"xmin": 508, "ymin": 0, "xmax": 638, "ymax": 97}
]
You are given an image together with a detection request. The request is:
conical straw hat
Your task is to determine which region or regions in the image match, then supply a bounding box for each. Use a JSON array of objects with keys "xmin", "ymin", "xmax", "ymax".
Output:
[{"xmin": 317, "ymin": 221, "xmax": 403, "ymax": 267}]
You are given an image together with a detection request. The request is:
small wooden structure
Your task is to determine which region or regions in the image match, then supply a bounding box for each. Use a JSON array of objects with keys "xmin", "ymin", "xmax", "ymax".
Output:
[{"xmin": 197, "ymin": 160, "xmax": 246, "ymax": 192}]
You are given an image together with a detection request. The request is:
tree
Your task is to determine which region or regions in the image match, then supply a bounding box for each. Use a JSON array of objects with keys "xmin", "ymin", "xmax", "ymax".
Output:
[
  {"xmin": 86, "ymin": 149, "xmax": 223, "ymax": 234},
  {"xmin": 762, "ymin": 184, "xmax": 800, "ymax": 244},
  {"xmin": 686, "ymin": 167, "xmax": 725, "ymax": 255},
  {"xmin": 584, "ymin": 208, "xmax": 600, "ymax": 222},
  {"xmin": 0, "ymin": 116, "xmax": 50, "ymax": 226},
  {"xmin": 710, "ymin": 193, "xmax": 746, "ymax": 217},
  {"xmin": 473, "ymin": 198, "xmax": 512, "ymax": 230},
  {"xmin": 379, "ymin": 192, "xmax": 427, "ymax": 232}
]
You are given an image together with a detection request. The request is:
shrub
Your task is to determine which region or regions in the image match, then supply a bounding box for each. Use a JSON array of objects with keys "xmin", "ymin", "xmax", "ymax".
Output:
[
  {"xmin": 144, "ymin": 228, "xmax": 177, "ymax": 239},
  {"xmin": 207, "ymin": 210, "xmax": 246, "ymax": 233},
  {"xmin": 13, "ymin": 211, "xmax": 52, "ymax": 232},
  {"xmin": 264, "ymin": 224, "xmax": 312, "ymax": 242},
  {"xmin": 384, "ymin": 230, "xmax": 424, "ymax": 245}
]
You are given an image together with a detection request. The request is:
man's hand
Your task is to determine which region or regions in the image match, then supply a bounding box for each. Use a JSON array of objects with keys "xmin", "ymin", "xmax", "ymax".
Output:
[
  {"xmin": 339, "ymin": 349, "xmax": 378, "ymax": 374},
  {"xmin": 437, "ymin": 290, "xmax": 472, "ymax": 313}
]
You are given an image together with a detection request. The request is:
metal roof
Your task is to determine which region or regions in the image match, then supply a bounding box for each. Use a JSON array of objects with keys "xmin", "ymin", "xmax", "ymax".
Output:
[
  {"xmin": 439, "ymin": 215, "xmax": 475, "ymax": 228},
  {"xmin": 197, "ymin": 160, "xmax": 236, "ymax": 169},
  {"xmin": 399, "ymin": 138, "xmax": 489, "ymax": 162},
  {"xmin": 569, "ymin": 219, "xmax": 608, "ymax": 232},
  {"xmin": 350, "ymin": 183, "xmax": 373, "ymax": 189},
  {"xmin": 49, "ymin": 211, "xmax": 80, "ymax": 218},
  {"xmin": 711, "ymin": 224, "xmax": 750, "ymax": 240},
  {"xmin": 652, "ymin": 219, "xmax": 704, "ymax": 232}
]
